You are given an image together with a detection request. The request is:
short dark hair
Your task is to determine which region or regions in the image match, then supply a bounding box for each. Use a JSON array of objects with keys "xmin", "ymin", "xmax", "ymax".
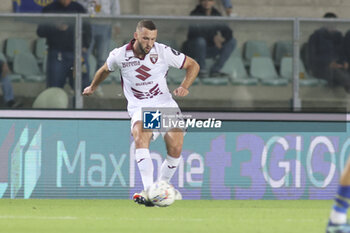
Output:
[
  {"xmin": 136, "ymin": 20, "xmax": 157, "ymax": 31},
  {"xmin": 323, "ymin": 12, "xmax": 337, "ymax": 18}
]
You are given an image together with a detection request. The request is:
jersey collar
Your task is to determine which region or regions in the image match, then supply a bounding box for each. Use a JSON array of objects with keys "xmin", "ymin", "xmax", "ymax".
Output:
[{"xmin": 125, "ymin": 39, "xmax": 157, "ymax": 60}]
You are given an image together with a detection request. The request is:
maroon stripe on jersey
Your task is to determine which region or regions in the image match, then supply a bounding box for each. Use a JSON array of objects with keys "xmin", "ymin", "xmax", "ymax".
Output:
[
  {"xmin": 130, "ymin": 84, "xmax": 163, "ymax": 100},
  {"xmin": 149, "ymin": 84, "xmax": 159, "ymax": 92},
  {"xmin": 131, "ymin": 87, "xmax": 143, "ymax": 93},
  {"xmin": 180, "ymin": 56, "xmax": 187, "ymax": 69},
  {"xmin": 126, "ymin": 39, "xmax": 135, "ymax": 50}
]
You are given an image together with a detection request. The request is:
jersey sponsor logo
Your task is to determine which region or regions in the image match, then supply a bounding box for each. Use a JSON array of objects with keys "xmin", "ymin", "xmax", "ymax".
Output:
[
  {"xmin": 171, "ymin": 48, "xmax": 180, "ymax": 56},
  {"xmin": 150, "ymin": 54, "xmax": 158, "ymax": 64},
  {"xmin": 131, "ymin": 84, "xmax": 163, "ymax": 100},
  {"xmin": 136, "ymin": 81, "xmax": 154, "ymax": 86},
  {"xmin": 135, "ymin": 65, "xmax": 151, "ymax": 81},
  {"xmin": 122, "ymin": 60, "xmax": 140, "ymax": 68}
]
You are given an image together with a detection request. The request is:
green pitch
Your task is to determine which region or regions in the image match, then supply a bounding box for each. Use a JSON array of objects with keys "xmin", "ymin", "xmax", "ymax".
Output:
[{"xmin": 0, "ymin": 199, "xmax": 331, "ymax": 233}]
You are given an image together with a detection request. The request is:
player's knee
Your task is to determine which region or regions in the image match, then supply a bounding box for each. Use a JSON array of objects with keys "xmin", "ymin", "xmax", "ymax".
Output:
[
  {"xmin": 134, "ymin": 134, "xmax": 150, "ymax": 148},
  {"xmin": 167, "ymin": 142, "xmax": 183, "ymax": 157}
]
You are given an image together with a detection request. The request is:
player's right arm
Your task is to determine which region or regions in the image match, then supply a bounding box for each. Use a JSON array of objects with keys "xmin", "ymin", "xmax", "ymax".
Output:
[
  {"xmin": 82, "ymin": 63, "xmax": 111, "ymax": 96},
  {"xmin": 173, "ymin": 56, "xmax": 199, "ymax": 97}
]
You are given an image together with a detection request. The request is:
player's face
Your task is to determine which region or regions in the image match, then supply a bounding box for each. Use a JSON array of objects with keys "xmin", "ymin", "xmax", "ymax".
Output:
[{"xmin": 134, "ymin": 28, "xmax": 157, "ymax": 55}]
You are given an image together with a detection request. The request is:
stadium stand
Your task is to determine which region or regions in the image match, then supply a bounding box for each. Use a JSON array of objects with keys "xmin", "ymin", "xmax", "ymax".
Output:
[
  {"xmin": 34, "ymin": 38, "xmax": 47, "ymax": 64},
  {"xmin": 273, "ymin": 40, "xmax": 293, "ymax": 67},
  {"xmin": 279, "ymin": 57, "xmax": 319, "ymax": 86},
  {"xmin": 13, "ymin": 52, "xmax": 45, "ymax": 82},
  {"xmin": 228, "ymin": 56, "xmax": 258, "ymax": 85},
  {"xmin": 243, "ymin": 40, "xmax": 271, "ymax": 67},
  {"xmin": 0, "ymin": 0, "xmax": 349, "ymax": 110},
  {"xmin": 250, "ymin": 57, "xmax": 288, "ymax": 86},
  {"xmin": 168, "ymin": 67, "xmax": 200, "ymax": 85},
  {"xmin": 5, "ymin": 38, "xmax": 31, "ymax": 62}
]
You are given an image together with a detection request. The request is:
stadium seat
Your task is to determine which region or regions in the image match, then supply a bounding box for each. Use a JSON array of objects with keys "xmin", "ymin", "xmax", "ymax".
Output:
[
  {"xmin": 35, "ymin": 38, "xmax": 47, "ymax": 64},
  {"xmin": 167, "ymin": 67, "xmax": 200, "ymax": 85},
  {"xmin": 0, "ymin": 52, "xmax": 6, "ymax": 62},
  {"xmin": 5, "ymin": 38, "xmax": 31, "ymax": 62},
  {"xmin": 274, "ymin": 40, "xmax": 293, "ymax": 67},
  {"xmin": 232, "ymin": 47, "xmax": 242, "ymax": 57},
  {"xmin": 280, "ymin": 57, "xmax": 319, "ymax": 86},
  {"xmin": 201, "ymin": 77, "xmax": 229, "ymax": 85},
  {"xmin": 88, "ymin": 54, "xmax": 113, "ymax": 84},
  {"xmin": 243, "ymin": 40, "xmax": 271, "ymax": 67},
  {"xmin": 13, "ymin": 52, "xmax": 45, "ymax": 82},
  {"xmin": 0, "ymin": 52, "xmax": 22, "ymax": 82},
  {"xmin": 221, "ymin": 54, "xmax": 235, "ymax": 76},
  {"xmin": 41, "ymin": 54, "xmax": 47, "ymax": 74},
  {"xmin": 32, "ymin": 87, "xmax": 69, "ymax": 109},
  {"xmin": 229, "ymin": 57, "xmax": 258, "ymax": 85},
  {"xmin": 200, "ymin": 58, "xmax": 229, "ymax": 85},
  {"xmin": 250, "ymin": 57, "xmax": 288, "ymax": 86}
]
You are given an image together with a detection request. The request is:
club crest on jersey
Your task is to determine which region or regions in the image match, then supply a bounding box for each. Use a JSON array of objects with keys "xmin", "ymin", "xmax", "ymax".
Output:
[{"xmin": 150, "ymin": 54, "xmax": 158, "ymax": 64}]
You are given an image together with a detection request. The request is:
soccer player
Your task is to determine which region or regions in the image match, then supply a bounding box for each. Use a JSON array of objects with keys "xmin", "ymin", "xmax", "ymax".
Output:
[
  {"xmin": 83, "ymin": 20, "xmax": 200, "ymax": 206},
  {"xmin": 326, "ymin": 157, "xmax": 350, "ymax": 232}
]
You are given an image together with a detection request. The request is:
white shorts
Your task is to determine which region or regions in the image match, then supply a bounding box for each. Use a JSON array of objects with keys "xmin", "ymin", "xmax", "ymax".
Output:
[{"xmin": 130, "ymin": 101, "xmax": 185, "ymax": 141}]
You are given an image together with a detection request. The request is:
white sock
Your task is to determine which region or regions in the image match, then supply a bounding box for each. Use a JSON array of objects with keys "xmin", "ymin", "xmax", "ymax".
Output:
[
  {"xmin": 330, "ymin": 209, "xmax": 347, "ymax": 224},
  {"xmin": 135, "ymin": 148, "xmax": 153, "ymax": 191},
  {"xmin": 159, "ymin": 155, "xmax": 182, "ymax": 183}
]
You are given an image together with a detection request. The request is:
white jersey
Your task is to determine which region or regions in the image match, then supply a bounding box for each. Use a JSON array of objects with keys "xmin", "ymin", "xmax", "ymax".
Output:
[{"xmin": 106, "ymin": 40, "xmax": 186, "ymax": 116}]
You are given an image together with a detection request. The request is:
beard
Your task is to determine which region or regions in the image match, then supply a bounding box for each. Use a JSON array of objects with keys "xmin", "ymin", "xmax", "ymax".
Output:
[{"xmin": 138, "ymin": 43, "xmax": 150, "ymax": 55}]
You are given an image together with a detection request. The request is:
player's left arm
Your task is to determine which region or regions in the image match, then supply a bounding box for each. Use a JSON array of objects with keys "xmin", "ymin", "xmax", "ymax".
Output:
[{"xmin": 173, "ymin": 56, "xmax": 199, "ymax": 97}]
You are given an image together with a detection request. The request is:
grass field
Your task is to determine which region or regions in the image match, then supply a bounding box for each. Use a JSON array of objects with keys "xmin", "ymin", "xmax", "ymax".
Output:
[{"xmin": 0, "ymin": 199, "xmax": 332, "ymax": 233}]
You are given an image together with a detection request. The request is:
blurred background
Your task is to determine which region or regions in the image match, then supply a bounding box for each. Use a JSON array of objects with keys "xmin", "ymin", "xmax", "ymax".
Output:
[{"xmin": 1, "ymin": 0, "xmax": 350, "ymax": 112}]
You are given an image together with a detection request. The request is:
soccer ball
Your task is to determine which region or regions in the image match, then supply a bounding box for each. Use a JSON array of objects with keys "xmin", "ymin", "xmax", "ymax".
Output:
[{"xmin": 147, "ymin": 180, "xmax": 176, "ymax": 207}]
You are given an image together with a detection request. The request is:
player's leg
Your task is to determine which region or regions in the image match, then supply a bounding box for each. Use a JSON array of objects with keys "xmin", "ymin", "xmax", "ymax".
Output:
[
  {"xmin": 327, "ymin": 158, "xmax": 350, "ymax": 232},
  {"xmin": 160, "ymin": 128, "xmax": 183, "ymax": 182},
  {"xmin": 132, "ymin": 120, "xmax": 155, "ymax": 206},
  {"xmin": 132, "ymin": 121, "xmax": 153, "ymax": 191}
]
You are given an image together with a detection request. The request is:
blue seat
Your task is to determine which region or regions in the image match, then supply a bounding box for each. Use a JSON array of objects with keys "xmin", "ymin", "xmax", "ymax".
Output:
[
  {"xmin": 201, "ymin": 58, "xmax": 229, "ymax": 85},
  {"xmin": 244, "ymin": 40, "xmax": 271, "ymax": 67},
  {"xmin": 229, "ymin": 57, "xmax": 258, "ymax": 85},
  {"xmin": 274, "ymin": 40, "xmax": 293, "ymax": 67},
  {"xmin": 5, "ymin": 38, "xmax": 31, "ymax": 62},
  {"xmin": 0, "ymin": 52, "xmax": 22, "ymax": 82},
  {"xmin": 35, "ymin": 38, "xmax": 47, "ymax": 64},
  {"xmin": 13, "ymin": 52, "xmax": 45, "ymax": 82},
  {"xmin": 168, "ymin": 67, "xmax": 200, "ymax": 85},
  {"xmin": 280, "ymin": 57, "xmax": 319, "ymax": 86},
  {"xmin": 250, "ymin": 57, "xmax": 288, "ymax": 86}
]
